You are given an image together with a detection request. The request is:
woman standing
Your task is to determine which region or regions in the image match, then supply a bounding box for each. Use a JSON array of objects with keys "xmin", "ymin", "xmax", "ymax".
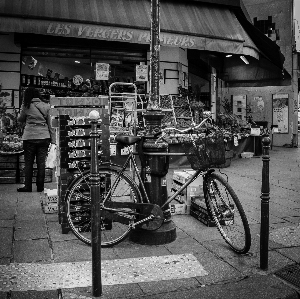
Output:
[{"xmin": 17, "ymin": 87, "xmax": 56, "ymax": 192}]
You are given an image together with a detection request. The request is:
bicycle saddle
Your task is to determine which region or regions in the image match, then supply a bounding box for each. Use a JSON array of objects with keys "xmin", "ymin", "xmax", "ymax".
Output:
[{"xmin": 115, "ymin": 134, "xmax": 141, "ymax": 146}]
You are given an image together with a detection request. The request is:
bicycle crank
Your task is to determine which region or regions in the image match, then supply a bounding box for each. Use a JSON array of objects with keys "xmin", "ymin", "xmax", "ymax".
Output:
[{"xmin": 102, "ymin": 202, "xmax": 164, "ymax": 231}]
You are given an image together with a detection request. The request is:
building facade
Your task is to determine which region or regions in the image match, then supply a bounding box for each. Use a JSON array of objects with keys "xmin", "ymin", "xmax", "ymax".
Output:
[
  {"xmin": 228, "ymin": 0, "xmax": 299, "ymax": 146},
  {"xmin": 0, "ymin": 0, "xmax": 292, "ymax": 146}
]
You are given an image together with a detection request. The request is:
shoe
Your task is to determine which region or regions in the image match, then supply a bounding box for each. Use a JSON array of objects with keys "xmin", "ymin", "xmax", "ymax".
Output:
[
  {"xmin": 17, "ymin": 187, "xmax": 32, "ymax": 192},
  {"xmin": 37, "ymin": 187, "xmax": 44, "ymax": 192}
]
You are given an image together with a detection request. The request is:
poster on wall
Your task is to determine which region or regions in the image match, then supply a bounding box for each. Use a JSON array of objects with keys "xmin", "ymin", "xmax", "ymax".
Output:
[
  {"xmin": 14, "ymin": 90, "xmax": 19, "ymax": 108},
  {"xmin": 96, "ymin": 63, "xmax": 110, "ymax": 80},
  {"xmin": 232, "ymin": 95, "xmax": 247, "ymax": 122},
  {"xmin": 272, "ymin": 93, "xmax": 289, "ymax": 133},
  {"xmin": 136, "ymin": 65, "xmax": 148, "ymax": 82},
  {"xmin": 0, "ymin": 90, "xmax": 13, "ymax": 107},
  {"xmin": 251, "ymin": 96, "xmax": 265, "ymax": 120}
]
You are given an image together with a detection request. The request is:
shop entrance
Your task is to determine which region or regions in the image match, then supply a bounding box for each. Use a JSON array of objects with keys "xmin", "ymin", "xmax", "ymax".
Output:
[{"xmin": 16, "ymin": 33, "xmax": 148, "ymax": 103}]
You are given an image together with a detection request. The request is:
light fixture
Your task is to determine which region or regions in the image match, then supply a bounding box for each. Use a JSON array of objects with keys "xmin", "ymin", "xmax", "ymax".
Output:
[
  {"xmin": 75, "ymin": 60, "xmax": 80, "ymax": 64},
  {"xmin": 240, "ymin": 56, "xmax": 249, "ymax": 64},
  {"xmin": 226, "ymin": 54, "xmax": 232, "ymax": 57}
]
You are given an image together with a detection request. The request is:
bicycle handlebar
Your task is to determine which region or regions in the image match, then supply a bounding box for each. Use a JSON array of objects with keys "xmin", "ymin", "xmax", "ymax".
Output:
[{"xmin": 154, "ymin": 118, "xmax": 213, "ymax": 141}]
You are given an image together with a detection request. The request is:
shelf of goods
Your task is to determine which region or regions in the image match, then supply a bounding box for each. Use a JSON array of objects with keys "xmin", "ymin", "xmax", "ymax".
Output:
[
  {"xmin": 50, "ymin": 96, "xmax": 109, "ymax": 233},
  {"xmin": 21, "ymin": 74, "xmax": 110, "ymax": 97},
  {"xmin": 159, "ymin": 95, "xmax": 193, "ymax": 127}
]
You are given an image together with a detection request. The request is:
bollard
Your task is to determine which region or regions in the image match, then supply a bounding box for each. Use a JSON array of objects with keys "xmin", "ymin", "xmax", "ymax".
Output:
[
  {"xmin": 260, "ymin": 135, "xmax": 271, "ymax": 270},
  {"xmin": 89, "ymin": 110, "xmax": 102, "ymax": 297}
]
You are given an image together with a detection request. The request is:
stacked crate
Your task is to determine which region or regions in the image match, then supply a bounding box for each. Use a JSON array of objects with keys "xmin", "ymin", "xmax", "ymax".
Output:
[
  {"xmin": 50, "ymin": 97, "xmax": 109, "ymax": 233},
  {"xmin": 169, "ymin": 170, "xmax": 204, "ymax": 215},
  {"xmin": 0, "ymin": 153, "xmax": 20, "ymax": 183}
]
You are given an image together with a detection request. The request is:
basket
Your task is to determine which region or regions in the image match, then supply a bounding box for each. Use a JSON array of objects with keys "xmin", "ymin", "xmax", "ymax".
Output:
[{"xmin": 182, "ymin": 128, "xmax": 226, "ymax": 170}]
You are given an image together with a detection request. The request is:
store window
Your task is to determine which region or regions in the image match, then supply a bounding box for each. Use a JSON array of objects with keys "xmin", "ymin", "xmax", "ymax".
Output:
[{"xmin": 18, "ymin": 34, "xmax": 148, "ymax": 106}]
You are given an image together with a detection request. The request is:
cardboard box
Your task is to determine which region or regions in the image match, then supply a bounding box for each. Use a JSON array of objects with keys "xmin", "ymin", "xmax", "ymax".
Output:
[
  {"xmin": 171, "ymin": 171, "xmax": 204, "ymax": 205},
  {"xmin": 43, "ymin": 202, "xmax": 58, "ymax": 214},
  {"xmin": 170, "ymin": 203, "xmax": 187, "ymax": 215}
]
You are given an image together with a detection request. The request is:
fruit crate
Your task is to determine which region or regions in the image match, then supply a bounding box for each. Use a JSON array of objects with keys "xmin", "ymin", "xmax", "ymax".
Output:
[{"xmin": 190, "ymin": 196, "xmax": 216, "ymax": 227}]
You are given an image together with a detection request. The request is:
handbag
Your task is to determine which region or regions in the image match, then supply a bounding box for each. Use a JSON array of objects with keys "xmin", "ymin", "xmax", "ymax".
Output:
[{"xmin": 45, "ymin": 143, "xmax": 57, "ymax": 168}]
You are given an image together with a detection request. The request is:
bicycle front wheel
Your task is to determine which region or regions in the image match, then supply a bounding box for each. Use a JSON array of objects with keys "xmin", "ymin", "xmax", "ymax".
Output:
[
  {"xmin": 204, "ymin": 172, "xmax": 251, "ymax": 254},
  {"xmin": 65, "ymin": 167, "xmax": 140, "ymax": 247}
]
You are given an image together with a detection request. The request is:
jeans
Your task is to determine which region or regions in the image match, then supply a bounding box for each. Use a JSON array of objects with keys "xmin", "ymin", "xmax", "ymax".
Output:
[{"xmin": 23, "ymin": 139, "xmax": 50, "ymax": 190}]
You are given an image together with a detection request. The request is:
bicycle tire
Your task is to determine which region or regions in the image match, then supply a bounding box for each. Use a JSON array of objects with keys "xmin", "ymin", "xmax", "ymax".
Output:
[
  {"xmin": 65, "ymin": 166, "xmax": 140, "ymax": 247},
  {"xmin": 203, "ymin": 172, "xmax": 251, "ymax": 254}
]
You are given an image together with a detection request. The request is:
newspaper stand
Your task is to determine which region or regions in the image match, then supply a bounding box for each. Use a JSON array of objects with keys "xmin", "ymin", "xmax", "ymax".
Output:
[{"xmin": 50, "ymin": 96, "xmax": 110, "ymax": 233}]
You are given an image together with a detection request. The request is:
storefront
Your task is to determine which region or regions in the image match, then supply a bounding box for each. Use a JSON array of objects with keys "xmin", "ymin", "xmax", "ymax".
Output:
[{"xmin": 0, "ymin": 0, "xmax": 289, "ymax": 144}]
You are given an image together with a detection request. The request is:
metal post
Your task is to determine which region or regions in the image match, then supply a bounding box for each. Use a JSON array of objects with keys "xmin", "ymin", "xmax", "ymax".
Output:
[
  {"xmin": 89, "ymin": 110, "xmax": 102, "ymax": 297},
  {"xmin": 260, "ymin": 135, "xmax": 271, "ymax": 270},
  {"xmin": 148, "ymin": 0, "xmax": 160, "ymax": 109}
]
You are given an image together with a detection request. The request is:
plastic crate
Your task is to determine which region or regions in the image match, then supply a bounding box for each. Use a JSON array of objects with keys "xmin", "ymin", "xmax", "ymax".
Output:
[{"xmin": 241, "ymin": 152, "xmax": 254, "ymax": 158}]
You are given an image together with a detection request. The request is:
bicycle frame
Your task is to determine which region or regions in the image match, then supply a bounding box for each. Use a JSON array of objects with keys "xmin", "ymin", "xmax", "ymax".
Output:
[{"xmin": 103, "ymin": 143, "xmax": 205, "ymax": 211}]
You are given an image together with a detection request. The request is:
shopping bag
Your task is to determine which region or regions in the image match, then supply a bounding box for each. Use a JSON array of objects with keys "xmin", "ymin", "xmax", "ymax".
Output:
[{"xmin": 45, "ymin": 143, "xmax": 57, "ymax": 168}]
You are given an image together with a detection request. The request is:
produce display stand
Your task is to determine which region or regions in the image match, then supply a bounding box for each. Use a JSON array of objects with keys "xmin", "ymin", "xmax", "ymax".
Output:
[{"xmin": 0, "ymin": 150, "xmax": 23, "ymax": 183}]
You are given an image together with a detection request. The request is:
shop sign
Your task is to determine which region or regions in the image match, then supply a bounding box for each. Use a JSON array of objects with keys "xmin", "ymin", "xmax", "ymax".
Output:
[
  {"xmin": 95, "ymin": 63, "xmax": 110, "ymax": 80},
  {"xmin": 46, "ymin": 22, "xmax": 197, "ymax": 48},
  {"xmin": 136, "ymin": 65, "xmax": 148, "ymax": 82},
  {"xmin": 50, "ymin": 96, "xmax": 108, "ymax": 107},
  {"xmin": 50, "ymin": 107, "xmax": 109, "ymax": 117}
]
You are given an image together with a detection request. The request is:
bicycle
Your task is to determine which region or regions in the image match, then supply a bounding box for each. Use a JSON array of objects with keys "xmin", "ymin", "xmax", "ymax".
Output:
[{"xmin": 65, "ymin": 118, "xmax": 251, "ymax": 254}]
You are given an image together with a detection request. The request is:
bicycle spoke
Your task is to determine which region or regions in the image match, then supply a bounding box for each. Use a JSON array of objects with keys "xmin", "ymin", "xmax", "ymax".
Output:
[
  {"xmin": 205, "ymin": 173, "xmax": 251, "ymax": 254},
  {"xmin": 66, "ymin": 168, "xmax": 140, "ymax": 247}
]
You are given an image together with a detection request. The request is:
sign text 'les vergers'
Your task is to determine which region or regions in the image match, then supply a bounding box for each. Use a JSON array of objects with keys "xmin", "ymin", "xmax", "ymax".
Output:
[{"xmin": 46, "ymin": 23, "xmax": 196, "ymax": 48}]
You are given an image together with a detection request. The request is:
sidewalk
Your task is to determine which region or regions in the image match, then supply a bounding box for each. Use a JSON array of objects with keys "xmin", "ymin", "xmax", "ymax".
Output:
[{"xmin": 0, "ymin": 146, "xmax": 300, "ymax": 298}]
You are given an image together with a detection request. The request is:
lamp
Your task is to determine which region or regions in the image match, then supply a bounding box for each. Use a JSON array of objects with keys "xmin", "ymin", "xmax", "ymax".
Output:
[{"xmin": 240, "ymin": 55, "xmax": 249, "ymax": 64}]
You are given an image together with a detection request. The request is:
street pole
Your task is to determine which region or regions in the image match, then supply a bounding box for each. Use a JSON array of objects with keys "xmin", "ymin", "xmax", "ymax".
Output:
[
  {"xmin": 148, "ymin": 0, "xmax": 160, "ymax": 110},
  {"xmin": 89, "ymin": 110, "xmax": 102, "ymax": 297},
  {"xmin": 260, "ymin": 135, "xmax": 271, "ymax": 270},
  {"xmin": 131, "ymin": 0, "xmax": 176, "ymax": 245}
]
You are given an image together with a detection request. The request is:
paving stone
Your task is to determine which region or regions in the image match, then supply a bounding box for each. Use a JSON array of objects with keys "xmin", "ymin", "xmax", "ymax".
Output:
[
  {"xmin": 0, "ymin": 220, "xmax": 14, "ymax": 228},
  {"xmin": 45, "ymin": 213, "xmax": 59, "ymax": 222},
  {"xmin": 0, "ymin": 258, "xmax": 10, "ymax": 265},
  {"xmin": 194, "ymin": 257, "xmax": 243, "ymax": 285},
  {"xmin": 226, "ymin": 250, "xmax": 294, "ymax": 276},
  {"xmin": 113, "ymin": 243, "xmax": 171, "ymax": 259},
  {"xmin": 47, "ymin": 221, "xmax": 78, "ymax": 242},
  {"xmin": 0, "ymin": 291, "xmax": 7, "ymax": 299},
  {"xmin": 13, "ymin": 239, "xmax": 51, "ymax": 263},
  {"xmin": 165, "ymin": 236, "xmax": 210, "ymax": 255},
  {"xmin": 52, "ymin": 239, "xmax": 92, "ymax": 262},
  {"xmin": 270, "ymin": 224, "xmax": 300, "ymax": 246},
  {"xmin": 0, "ymin": 228, "xmax": 13, "ymax": 258},
  {"xmin": 10, "ymin": 290, "xmax": 58, "ymax": 299},
  {"xmin": 62, "ymin": 284, "xmax": 144, "ymax": 299},
  {"xmin": 14, "ymin": 219, "xmax": 48, "ymax": 240},
  {"xmin": 0, "ymin": 209, "xmax": 15, "ymax": 220},
  {"xmin": 276, "ymin": 247, "xmax": 300, "ymax": 263},
  {"xmin": 133, "ymin": 275, "xmax": 299, "ymax": 299},
  {"xmin": 138, "ymin": 277, "xmax": 201, "ymax": 294}
]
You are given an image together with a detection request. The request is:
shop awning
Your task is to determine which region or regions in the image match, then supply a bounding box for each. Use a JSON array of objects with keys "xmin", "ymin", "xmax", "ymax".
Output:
[{"xmin": 0, "ymin": 0, "xmax": 271, "ymax": 60}]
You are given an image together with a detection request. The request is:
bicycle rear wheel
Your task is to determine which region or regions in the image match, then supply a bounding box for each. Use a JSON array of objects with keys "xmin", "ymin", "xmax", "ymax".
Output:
[
  {"xmin": 65, "ymin": 166, "xmax": 140, "ymax": 247},
  {"xmin": 204, "ymin": 172, "xmax": 251, "ymax": 254}
]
